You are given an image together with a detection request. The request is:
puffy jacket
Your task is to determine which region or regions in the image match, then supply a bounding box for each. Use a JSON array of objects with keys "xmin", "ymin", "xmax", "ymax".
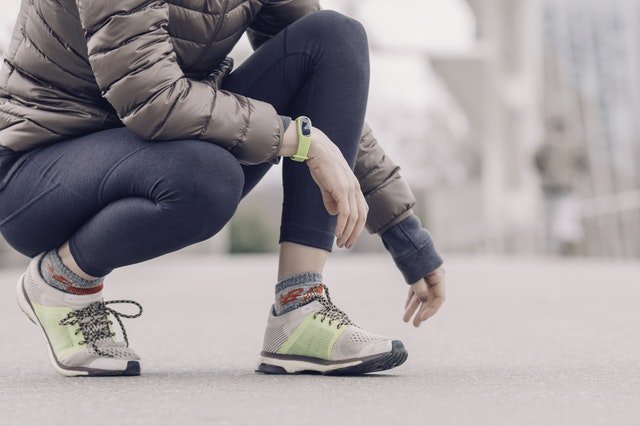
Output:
[{"xmin": 0, "ymin": 0, "xmax": 415, "ymax": 234}]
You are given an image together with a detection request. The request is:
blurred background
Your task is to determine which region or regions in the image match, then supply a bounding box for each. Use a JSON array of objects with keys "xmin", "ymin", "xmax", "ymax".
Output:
[{"xmin": 1, "ymin": 0, "xmax": 639, "ymax": 265}]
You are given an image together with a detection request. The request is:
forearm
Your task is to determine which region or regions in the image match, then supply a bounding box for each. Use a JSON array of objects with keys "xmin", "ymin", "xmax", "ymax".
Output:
[{"xmin": 353, "ymin": 122, "xmax": 442, "ymax": 283}]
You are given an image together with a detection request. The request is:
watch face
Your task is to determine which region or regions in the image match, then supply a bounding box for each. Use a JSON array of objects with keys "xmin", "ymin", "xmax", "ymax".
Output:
[{"xmin": 300, "ymin": 117, "xmax": 312, "ymax": 136}]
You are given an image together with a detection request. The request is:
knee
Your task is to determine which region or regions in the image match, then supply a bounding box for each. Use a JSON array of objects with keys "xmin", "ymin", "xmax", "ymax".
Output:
[
  {"xmin": 155, "ymin": 142, "xmax": 244, "ymax": 241},
  {"xmin": 303, "ymin": 10, "xmax": 369, "ymax": 55},
  {"xmin": 309, "ymin": 10, "xmax": 367, "ymax": 39}
]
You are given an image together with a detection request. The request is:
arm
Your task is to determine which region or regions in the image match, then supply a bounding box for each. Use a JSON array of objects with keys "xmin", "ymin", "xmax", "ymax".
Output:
[
  {"xmin": 246, "ymin": 0, "xmax": 321, "ymax": 50},
  {"xmin": 75, "ymin": 0, "xmax": 283, "ymax": 165},
  {"xmin": 357, "ymin": 123, "xmax": 446, "ymax": 327},
  {"xmin": 356, "ymin": 121, "xmax": 443, "ymax": 280}
]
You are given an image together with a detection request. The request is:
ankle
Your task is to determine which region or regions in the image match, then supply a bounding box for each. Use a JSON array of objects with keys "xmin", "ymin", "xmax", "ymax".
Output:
[
  {"xmin": 38, "ymin": 249, "xmax": 104, "ymax": 295},
  {"xmin": 274, "ymin": 272, "xmax": 324, "ymax": 315},
  {"xmin": 58, "ymin": 242, "xmax": 99, "ymax": 281},
  {"xmin": 277, "ymin": 242, "xmax": 328, "ymax": 281}
]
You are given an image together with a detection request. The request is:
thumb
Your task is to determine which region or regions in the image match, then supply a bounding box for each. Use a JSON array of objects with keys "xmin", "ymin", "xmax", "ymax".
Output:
[
  {"xmin": 321, "ymin": 188, "xmax": 338, "ymax": 215},
  {"xmin": 410, "ymin": 279, "xmax": 430, "ymax": 303}
]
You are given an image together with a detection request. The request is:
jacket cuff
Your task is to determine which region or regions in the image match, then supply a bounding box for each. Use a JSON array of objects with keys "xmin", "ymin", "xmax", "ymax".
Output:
[
  {"xmin": 280, "ymin": 115, "xmax": 292, "ymax": 131},
  {"xmin": 269, "ymin": 115, "xmax": 292, "ymax": 165},
  {"xmin": 380, "ymin": 214, "xmax": 443, "ymax": 284},
  {"xmin": 229, "ymin": 100, "xmax": 284, "ymax": 165}
]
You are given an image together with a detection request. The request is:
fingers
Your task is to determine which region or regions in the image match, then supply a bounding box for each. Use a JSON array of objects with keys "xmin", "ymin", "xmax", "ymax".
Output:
[
  {"xmin": 334, "ymin": 191, "xmax": 350, "ymax": 242},
  {"xmin": 337, "ymin": 190, "xmax": 358, "ymax": 247},
  {"xmin": 339, "ymin": 183, "xmax": 367, "ymax": 248},
  {"xmin": 344, "ymin": 190, "xmax": 367, "ymax": 248},
  {"xmin": 402, "ymin": 280, "xmax": 427, "ymax": 322},
  {"xmin": 320, "ymin": 187, "xmax": 338, "ymax": 215},
  {"xmin": 419, "ymin": 274, "xmax": 446, "ymax": 322},
  {"xmin": 404, "ymin": 270, "xmax": 447, "ymax": 327},
  {"xmin": 412, "ymin": 282, "xmax": 430, "ymax": 327},
  {"xmin": 405, "ymin": 288, "xmax": 413, "ymax": 309},
  {"xmin": 403, "ymin": 293, "xmax": 421, "ymax": 323}
]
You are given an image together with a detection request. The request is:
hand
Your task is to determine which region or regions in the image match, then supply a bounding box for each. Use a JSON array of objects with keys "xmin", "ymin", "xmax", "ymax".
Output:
[
  {"xmin": 403, "ymin": 266, "xmax": 446, "ymax": 327},
  {"xmin": 280, "ymin": 123, "xmax": 367, "ymax": 248},
  {"xmin": 308, "ymin": 128, "xmax": 368, "ymax": 248}
]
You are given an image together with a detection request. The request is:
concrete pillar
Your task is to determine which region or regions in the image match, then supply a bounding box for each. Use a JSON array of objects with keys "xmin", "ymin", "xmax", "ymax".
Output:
[{"xmin": 431, "ymin": 0, "xmax": 543, "ymax": 253}]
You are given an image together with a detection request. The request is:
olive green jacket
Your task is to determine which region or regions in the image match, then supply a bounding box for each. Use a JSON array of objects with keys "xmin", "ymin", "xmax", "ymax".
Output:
[{"xmin": 0, "ymin": 0, "xmax": 414, "ymax": 233}]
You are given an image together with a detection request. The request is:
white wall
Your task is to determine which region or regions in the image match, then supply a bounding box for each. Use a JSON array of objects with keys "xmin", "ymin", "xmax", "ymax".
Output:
[{"xmin": 0, "ymin": 0, "xmax": 21, "ymax": 57}]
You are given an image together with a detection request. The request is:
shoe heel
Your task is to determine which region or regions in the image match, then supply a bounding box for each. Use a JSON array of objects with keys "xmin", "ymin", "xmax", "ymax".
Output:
[{"xmin": 16, "ymin": 273, "xmax": 38, "ymax": 326}]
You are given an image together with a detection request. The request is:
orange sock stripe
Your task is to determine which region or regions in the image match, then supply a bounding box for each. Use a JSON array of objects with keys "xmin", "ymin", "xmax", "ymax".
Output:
[
  {"xmin": 64, "ymin": 283, "xmax": 104, "ymax": 295},
  {"xmin": 278, "ymin": 284, "xmax": 324, "ymax": 307}
]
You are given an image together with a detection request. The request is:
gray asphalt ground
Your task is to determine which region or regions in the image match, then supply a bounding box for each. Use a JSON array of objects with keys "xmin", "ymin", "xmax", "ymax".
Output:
[{"xmin": 0, "ymin": 253, "xmax": 639, "ymax": 426}]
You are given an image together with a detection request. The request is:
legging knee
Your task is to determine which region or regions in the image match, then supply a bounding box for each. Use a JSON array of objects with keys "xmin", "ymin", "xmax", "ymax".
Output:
[
  {"xmin": 152, "ymin": 143, "xmax": 245, "ymax": 244},
  {"xmin": 298, "ymin": 10, "xmax": 369, "ymax": 71}
]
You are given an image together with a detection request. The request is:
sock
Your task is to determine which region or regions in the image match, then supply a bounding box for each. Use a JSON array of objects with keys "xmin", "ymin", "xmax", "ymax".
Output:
[
  {"xmin": 274, "ymin": 272, "xmax": 325, "ymax": 316},
  {"xmin": 38, "ymin": 249, "xmax": 104, "ymax": 295}
]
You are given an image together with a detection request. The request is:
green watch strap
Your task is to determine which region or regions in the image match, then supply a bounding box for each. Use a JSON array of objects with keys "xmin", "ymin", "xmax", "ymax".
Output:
[{"xmin": 291, "ymin": 116, "xmax": 312, "ymax": 162}]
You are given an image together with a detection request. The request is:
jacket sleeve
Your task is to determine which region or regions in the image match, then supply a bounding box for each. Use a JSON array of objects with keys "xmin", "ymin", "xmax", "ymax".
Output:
[
  {"xmin": 246, "ymin": 0, "xmax": 321, "ymax": 50},
  {"xmin": 355, "ymin": 122, "xmax": 416, "ymax": 234},
  {"xmin": 74, "ymin": 0, "xmax": 283, "ymax": 165}
]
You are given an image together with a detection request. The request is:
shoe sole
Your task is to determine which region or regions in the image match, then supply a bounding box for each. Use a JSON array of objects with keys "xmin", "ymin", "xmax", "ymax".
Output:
[
  {"xmin": 255, "ymin": 340, "xmax": 408, "ymax": 375},
  {"xmin": 16, "ymin": 273, "xmax": 140, "ymax": 377}
]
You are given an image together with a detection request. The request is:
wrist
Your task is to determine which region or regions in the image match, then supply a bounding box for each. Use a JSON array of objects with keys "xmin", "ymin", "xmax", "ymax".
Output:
[
  {"xmin": 279, "ymin": 116, "xmax": 320, "ymax": 161},
  {"xmin": 290, "ymin": 116, "xmax": 312, "ymax": 162},
  {"xmin": 307, "ymin": 130, "xmax": 324, "ymax": 161},
  {"xmin": 278, "ymin": 120, "xmax": 299, "ymax": 157}
]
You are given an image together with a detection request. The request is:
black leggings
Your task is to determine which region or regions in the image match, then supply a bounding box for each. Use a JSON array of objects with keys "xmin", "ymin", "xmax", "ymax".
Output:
[{"xmin": 0, "ymin": 11, "xmax": 370, "ymax": 276}]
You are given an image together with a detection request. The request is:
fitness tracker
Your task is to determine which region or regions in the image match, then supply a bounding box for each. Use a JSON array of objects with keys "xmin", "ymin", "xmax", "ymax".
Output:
[{"xmin": 291, "ymin": 116, "xmax": 312, "ymax": 162}]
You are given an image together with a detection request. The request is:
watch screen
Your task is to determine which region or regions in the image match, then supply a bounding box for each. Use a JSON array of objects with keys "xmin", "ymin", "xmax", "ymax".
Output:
[{"xmin": 301, "ymin": 117, "xmax": 312, "ymax": 136}]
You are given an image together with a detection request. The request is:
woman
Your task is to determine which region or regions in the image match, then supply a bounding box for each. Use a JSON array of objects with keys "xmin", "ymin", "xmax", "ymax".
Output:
[{"xmin": 0, "ymin": 0, "xmax": 446, "ymax": 376}]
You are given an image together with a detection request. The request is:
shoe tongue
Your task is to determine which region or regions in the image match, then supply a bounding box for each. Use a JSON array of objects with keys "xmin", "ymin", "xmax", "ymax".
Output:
[{"xmin": 63, "ymin": 291, "xmax": 103, "ymax": 308}]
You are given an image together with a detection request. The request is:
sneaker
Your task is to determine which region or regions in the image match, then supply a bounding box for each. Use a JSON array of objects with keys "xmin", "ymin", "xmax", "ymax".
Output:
[
  {"xmin": 256, "ymin": 284, "xmax": 408, "ymax": 375},
  {"xmin": 16, "ymin": 253, "xmax": 143, "ymax": 377}
]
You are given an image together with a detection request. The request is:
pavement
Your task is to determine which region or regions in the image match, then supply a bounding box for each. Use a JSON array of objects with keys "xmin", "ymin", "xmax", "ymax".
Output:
[{"xmin": 0, "ymin": 253, "xmax": 639, "ymax": 426}]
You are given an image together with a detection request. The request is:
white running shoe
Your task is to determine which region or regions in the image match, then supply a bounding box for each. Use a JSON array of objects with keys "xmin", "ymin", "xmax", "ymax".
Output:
[
  {"xmin": 256, "ymin": 284, "xmax": 408, "ymax": 375},
  {"xmin": 17, "ymin": 253, "xmax": 142, "ymax": 376}
]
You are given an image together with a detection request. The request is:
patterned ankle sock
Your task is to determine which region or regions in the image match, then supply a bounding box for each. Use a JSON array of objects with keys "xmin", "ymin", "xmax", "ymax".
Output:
[
  {"xmin": 38, "ymin": 249, "xmax": 104, "ymax": 295},
  {"xmin": 274, "ymin": 272, "xmax": 325, "ymax": 316}
]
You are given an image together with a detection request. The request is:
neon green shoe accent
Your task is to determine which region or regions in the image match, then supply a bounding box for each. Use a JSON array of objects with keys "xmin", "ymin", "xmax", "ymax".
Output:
[
  {"xmin": 277, "ymin": 313, "xmax": 348, "ymax": 359},
  {"xmin": 33, "ymin": 304, "xmax": 85, "ymax": 359}
]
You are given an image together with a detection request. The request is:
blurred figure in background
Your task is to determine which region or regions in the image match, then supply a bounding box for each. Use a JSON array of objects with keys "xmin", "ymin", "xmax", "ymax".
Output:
[{"xmin": 534, "ymin": 118, "xmax": 589, "ymax": 256}]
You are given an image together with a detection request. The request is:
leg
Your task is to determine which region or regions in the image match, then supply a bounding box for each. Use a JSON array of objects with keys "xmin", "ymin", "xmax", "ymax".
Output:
[
  {"xmin": 1, "ymin": 127, "xmax": 246, "ymax": 376},
  {"xmin": 221, "ymin": 10, "xmax": 370, "ymax": 280},
  {"xmin": 0, "ymin": 127, "xmax": 245, "ymax": 276},
  {"xmin": 221, "ymin": 12, "xmax": 406, "ymax": 375}
]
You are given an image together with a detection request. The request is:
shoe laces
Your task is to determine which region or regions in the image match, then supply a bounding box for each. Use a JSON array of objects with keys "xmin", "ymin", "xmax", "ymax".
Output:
[
  {"xmin": 311, "ymin": 285, "xmax": 356, "ymax": 329},
  {"xmin": 58, "ymin": 300, "xmax": 143, "ymax": 357}
]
